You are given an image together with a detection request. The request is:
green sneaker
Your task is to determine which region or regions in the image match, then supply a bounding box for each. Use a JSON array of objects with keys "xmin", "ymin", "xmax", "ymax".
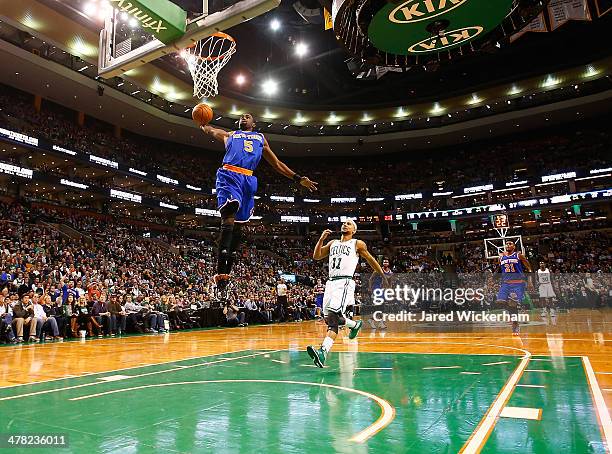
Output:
[
  {"xmin": 307, "ymin": 345, "xmax": 326, "ymax": 368},
  {"xmin": 348, "ymin": 320, "xmax": 363, "ymax": 340}
]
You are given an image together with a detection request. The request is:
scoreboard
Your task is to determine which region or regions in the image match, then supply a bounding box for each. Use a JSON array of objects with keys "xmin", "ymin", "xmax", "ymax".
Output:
[{"xmin": 492, "ymin": 213, "xmax": 510, "ymax": 229}]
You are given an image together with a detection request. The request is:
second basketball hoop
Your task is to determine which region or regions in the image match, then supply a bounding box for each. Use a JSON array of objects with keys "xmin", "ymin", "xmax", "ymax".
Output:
[{"xmin": 181, "ymin": 32, "xmax": 236, "ymax": 99}]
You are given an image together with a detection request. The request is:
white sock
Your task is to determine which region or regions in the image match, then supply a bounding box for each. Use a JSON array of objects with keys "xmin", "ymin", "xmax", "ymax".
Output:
[
  {"xmin": 344, "ymin": 318, "xmax": 357, "ymax": 329},
  {"xmin": 322, "ymin": 336, "xmax": 334, "ymax": 353}
]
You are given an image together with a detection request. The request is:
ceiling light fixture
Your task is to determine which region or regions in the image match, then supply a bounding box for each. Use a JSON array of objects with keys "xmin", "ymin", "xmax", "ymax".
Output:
[
  {"xmin": 262, "ymin": 79, "xmax": 278, "ymax": 96},
  {"xmin": 295, "ymin": 42, "xmax": 308, "ymax": 57},
  {"xmin": 270, "ymin": 19, "xmax": 280, "ymax": 31}
]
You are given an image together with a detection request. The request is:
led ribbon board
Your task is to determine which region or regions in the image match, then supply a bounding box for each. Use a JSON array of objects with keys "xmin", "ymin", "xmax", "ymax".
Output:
[
  {"xmin": 109, "ymin": 0, "xmax": 187, "ymax": 44},
  {"xmin": 363, "ymin": 0, "xmax": 514, "ymax": 55}
]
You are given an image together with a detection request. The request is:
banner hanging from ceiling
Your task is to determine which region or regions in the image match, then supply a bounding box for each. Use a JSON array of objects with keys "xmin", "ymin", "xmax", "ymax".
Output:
[
  {"xmin": 547, "ymin": 0, "xmax": 592, "ymax": 30},
  {"xmin": 324, "ymin": 7, "xmax": 333, "ymax": 30},
  {"xmin": 509, "ymin": 12, "xmax": 547, "ymax": 42}
]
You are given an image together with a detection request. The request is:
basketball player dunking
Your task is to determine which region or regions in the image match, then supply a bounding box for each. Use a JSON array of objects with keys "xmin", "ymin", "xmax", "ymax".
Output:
[
  {"xmin": 497, "ymin": 240, "xmax": 532, "ymax": 335},
  {"xmin": 307, "ymin": 220, "xmax": 386, "ymax": 368},
  {"xmin": 201, "ymin": 114, "xmax": 317, "ymax": 297}
]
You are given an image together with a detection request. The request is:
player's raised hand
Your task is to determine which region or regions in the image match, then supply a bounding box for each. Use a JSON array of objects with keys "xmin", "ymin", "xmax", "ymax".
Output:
[
  {"xmin": 320, "ymin": 229, "xmax": 332, "ymax": 241},
  {"xmin": 299, "ymin": 176, "xmax": 318, "ymax": 192}
]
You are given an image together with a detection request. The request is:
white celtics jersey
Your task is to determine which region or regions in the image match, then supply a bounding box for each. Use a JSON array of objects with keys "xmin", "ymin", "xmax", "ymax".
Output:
[
  {"xmin": 328, "ymin": 239, "xmax": 359, "ymax": 279},
  {"xmin": 537, "ymin": 268, "xmax": 552, "ymax": 284}
]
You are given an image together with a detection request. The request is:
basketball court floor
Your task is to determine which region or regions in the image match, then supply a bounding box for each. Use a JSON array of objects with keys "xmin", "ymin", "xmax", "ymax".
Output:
[{"xmin": 1, "ymin": 309, "xmax": 611, "ymax": 453}]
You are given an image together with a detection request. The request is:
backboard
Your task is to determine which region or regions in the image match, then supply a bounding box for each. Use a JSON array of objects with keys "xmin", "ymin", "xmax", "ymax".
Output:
[
  {"xmin": 98, "ymin": 0, "xmax": 280, "ymax": 78},
  {"xmin": 484, "ymin": 213, "xmax": 524, "ymax": 259},
  {"xmin": 484, "ymin": 235, "xmax": 524, "ymax": 260}
]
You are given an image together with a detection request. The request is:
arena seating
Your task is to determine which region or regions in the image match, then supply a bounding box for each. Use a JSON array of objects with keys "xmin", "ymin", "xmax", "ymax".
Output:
[{"xmin": 1, "ymin": 197, "xmax": 609, "ymax": 343}]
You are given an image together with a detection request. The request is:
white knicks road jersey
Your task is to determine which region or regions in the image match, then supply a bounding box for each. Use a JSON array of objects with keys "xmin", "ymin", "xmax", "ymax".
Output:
[
  {"xmin": 328, "ymin": 239, "xmax": 359, "ymax": 278},
  {"xmin": 537, "ymin": 268, "xmax": 552, "ymax": 284}
]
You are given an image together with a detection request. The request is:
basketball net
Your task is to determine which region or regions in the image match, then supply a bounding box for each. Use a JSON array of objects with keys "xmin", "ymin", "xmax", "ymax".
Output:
[{"xmin": 181, "ymin": 32, "xmax": 236, "ymax": 99}]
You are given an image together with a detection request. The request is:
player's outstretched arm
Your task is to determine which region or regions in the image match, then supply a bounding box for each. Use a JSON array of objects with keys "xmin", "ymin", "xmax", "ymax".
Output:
[
  {"xmin": 356, "ymin": 240, "xmax": 387, "ymax": 283},
  {"xmin": 313, "ymin": 229, "xmax": 333, "ymax": 260},
  {"xmin": 518, "ymin": 253, "xmax": 532, "ymax": 273},
  {"xmin": 200, "ymin": 125, "xmax": 231, "ymax": 143},
  {"xmin": 262, "ymin": 137, "xmax": 318, "ymax": 192},
  {"xmin": 518, "ymin": 252, "xmax": 534, "ymax": 288}
]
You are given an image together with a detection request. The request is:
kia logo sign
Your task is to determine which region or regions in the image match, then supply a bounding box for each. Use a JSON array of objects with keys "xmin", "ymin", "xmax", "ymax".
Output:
[
  {"xmin": 408, "ymin": 26, "xmax": 483, "ymax": 53},
  {"xmin": 389, "ymin": 0, "xmax": 468, "ymax": 24}
]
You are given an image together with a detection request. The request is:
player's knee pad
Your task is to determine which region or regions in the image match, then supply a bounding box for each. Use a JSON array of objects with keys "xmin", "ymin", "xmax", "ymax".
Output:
[
  {"xmin": 219, "ymin": 200, "xmax": 239, "ymax": 219},
  {"xmin": 326, "ymin": 311, "xmax": 340, "ymax": 334}
]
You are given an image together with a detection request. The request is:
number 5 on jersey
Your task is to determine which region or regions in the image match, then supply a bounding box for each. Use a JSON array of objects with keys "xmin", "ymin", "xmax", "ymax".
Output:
[{"xmin": 244, "ymin": 140, "xmax": 253, "ymax": 153}]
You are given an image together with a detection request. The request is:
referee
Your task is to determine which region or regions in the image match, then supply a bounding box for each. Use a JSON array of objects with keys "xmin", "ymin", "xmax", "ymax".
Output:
[{"xmin": 276, "ymin": 279, "xmax": 288, "ymax": 322}]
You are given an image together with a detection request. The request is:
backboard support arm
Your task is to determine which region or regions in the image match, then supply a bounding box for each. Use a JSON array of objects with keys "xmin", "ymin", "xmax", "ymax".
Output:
[{"xmin": 98, "ymin": 0, "xmax": 280, "ymax": 78}]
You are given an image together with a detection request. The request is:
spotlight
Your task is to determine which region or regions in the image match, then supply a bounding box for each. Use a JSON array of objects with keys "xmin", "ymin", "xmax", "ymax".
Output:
[
  {"xmin": 270, "ymin": 19, "xmax": 280, "ymax": 31},
  {"xmin": 295, "ymin": 42, "xmax": 308, "ymax": 57},
  {"xmin": 84, "ymin": 3, "xmax": 97, "ymax": 16},
  {"xmin": 262, "ymin": 79, "xmax": 278, "ymax": 96},
  {"xmin": 129, "ymin": 18, "xmax": 138, "ymax": 27},
  {"xmin": 236, "ymin": 74, "xmax": 246, "ymax": 85}
]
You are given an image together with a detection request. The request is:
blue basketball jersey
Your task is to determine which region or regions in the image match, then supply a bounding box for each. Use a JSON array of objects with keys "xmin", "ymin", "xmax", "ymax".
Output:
[
  {"xmin": 223, "ymin": 130, "xmax": 265, "ymax": 171},
  {"xmin": 500, "ymin": 252, "xmax": 525, "ymax": 280},
  {"xmin": 372, "ymin": 269, "xmax": 393, "ymax": 289}
]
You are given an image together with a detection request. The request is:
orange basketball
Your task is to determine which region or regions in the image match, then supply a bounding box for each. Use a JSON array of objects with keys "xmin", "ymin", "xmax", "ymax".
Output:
[{"xmin": 192, "ymin": 103, "xmax": 213, "ymax": 126}]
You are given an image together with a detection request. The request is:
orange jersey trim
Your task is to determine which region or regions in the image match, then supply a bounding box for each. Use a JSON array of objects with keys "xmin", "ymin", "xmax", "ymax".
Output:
[{"xmin": 222, "ymin": 164, "xmax": 253, "ymax": 176}]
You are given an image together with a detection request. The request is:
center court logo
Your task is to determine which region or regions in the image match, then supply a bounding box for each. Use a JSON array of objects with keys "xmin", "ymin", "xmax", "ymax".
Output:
[
  {"xmin": 407, "ymin": 26, "xmax": 483, "ymax": 53},
  {"xmin": 388, "ymin": 0, "xmax": 468, "ymax": 24}
]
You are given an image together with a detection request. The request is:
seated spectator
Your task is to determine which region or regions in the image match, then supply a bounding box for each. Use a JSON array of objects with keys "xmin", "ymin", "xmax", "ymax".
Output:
[
  {"xmin": 152, "ymin": 296, "xmax": 169, "ymax": 333},
  {"xmin": 91, "ymin": 293, "xmax": 112, "ymax": 336},
  {"xmin": 66, "ymin": 294, "xmax": 79, "ymax": 337},
  {"xmin": 12, "ymin": 294, "xmax": 38, "ymax": 342},
  {"xmin": 295, "ymin": 299, "xmax": 312, "ymax": 321},
  {"xmin": 42, "ymin": 294, "xmax": 66, "ymax": 340},
  {"xmin": 107, "ymin": 293, "xmax": 126, "ymax": 336},
  {"xmin": 35, "ymin": 294, "xmax": 61, "ymax": 341},
  {"xmin": 223, "ymin": 302, "xmax": 246, "ymax": 327},
  {"xmin": 243, "ymin": 298, "xmax": 267, "ymax": 324},
  {"xmin": 73, "ymin": 295, "xmax": 93, "ymax": 337},
  {"xmin": 123, "ymin": 294, "xmax": 145, "ymax": 333},
  {"xmin": 0, "ymin": 292, "xmax": 16, "ymax": 343},
  {"xmin": 141, "ymin": 297, "xmax": 163, "ymax": 333},
  {"xmin": 167, "ymin": 295, "xmax": 193, "ymax": 329}
]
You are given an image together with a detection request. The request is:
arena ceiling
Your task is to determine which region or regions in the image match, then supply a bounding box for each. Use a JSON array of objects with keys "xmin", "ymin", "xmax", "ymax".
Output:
[
  {"xmin": 1, "ymin": 0, "xmax": 612, "ymax": 155},
  {"xmin": 3, "ymin": 1, "xmax": 612, "ymax": 114}
]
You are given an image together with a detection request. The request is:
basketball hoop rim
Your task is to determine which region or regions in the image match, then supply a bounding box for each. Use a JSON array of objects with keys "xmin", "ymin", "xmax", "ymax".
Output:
[{"xmin": 181, "ymin": 32, "xmax": 236, "ymax": 62}]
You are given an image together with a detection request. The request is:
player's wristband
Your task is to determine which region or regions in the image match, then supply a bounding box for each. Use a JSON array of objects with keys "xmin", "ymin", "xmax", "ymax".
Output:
[{"xmin": 292, "ymin": 173, "xmax": 303, "ymax": 183}]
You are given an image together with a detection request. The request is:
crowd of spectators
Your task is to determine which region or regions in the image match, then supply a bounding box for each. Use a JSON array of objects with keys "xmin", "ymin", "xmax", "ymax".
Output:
[
  {"xmin": 1, "ymin": 82, "xmax": 611, "ymax": 344},
  {"xmin": 1, "ymin": 83, "xmax": 610, "ymax": 201},
  {"xmin": 1, "ymin": 196, "xmax": 609, "ymax": 343},
  {"xmin": 0, "ymin": 199, "xmax": 326, "ymax": 343}
]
